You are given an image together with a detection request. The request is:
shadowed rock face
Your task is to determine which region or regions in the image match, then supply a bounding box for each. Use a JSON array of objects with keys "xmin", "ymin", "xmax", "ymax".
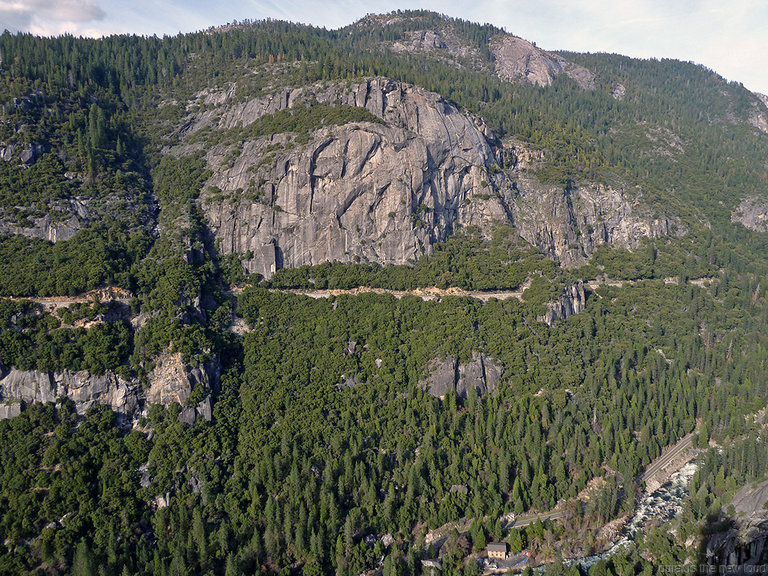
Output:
[
  {"xmin": 422, "ymin": 353, "xmax": 502, "ymax": 398},
  {"xmin": 704, "ymin": 479, "xmax": 768, "ymax": 569},
  {"xmin": 56, "ymin": 371, "xmax": 141, "ymax": 416},
  {"xmin": 705, "ymin": 516, "xmax": 768, "ymax": 569}
]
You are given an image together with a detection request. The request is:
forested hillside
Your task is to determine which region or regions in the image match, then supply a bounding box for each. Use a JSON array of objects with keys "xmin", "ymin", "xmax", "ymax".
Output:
[{"xmin": 1, "ymin": 10, "xmax": 768, "ymax": 576}]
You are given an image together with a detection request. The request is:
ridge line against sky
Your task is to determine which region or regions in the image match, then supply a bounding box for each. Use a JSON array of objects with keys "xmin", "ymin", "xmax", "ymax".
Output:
[{"xmin": 1, "ymin": 0, "xmax": 767, "ymax": 95}]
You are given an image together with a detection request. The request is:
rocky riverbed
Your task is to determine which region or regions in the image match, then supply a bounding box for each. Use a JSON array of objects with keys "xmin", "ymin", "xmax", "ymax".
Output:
[{"xmin": 573, "ymin": 462, "xmax": 699, "ymax": 569}]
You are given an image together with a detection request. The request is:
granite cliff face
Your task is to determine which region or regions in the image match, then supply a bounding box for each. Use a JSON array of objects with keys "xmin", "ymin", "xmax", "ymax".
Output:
[
  {"xmin": 0, "ymin": 367, "xmax": 140, "ymax": 418},
  {"xmin": 183, "ymin": 77, "xmax": 676, "ymax": 277},
  {"xmin": 508, "ymin": 176, "xmax": 681, "ymax": 267},
  {"xmin": 197, "ymin": 78, "xmax": 508, "ymax": 278},
  {"xmin": 0, "ymin": 353, "xmax": 218, "ymax": 423}
]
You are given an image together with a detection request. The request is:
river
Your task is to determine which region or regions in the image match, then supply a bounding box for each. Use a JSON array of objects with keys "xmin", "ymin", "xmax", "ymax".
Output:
[{"xmin": 571, "ymin": 462, "xmax": 699, "ymax": 569}]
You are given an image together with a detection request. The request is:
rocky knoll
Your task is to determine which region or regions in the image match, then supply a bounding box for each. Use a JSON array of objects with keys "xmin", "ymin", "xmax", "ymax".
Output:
[
  {"xmin": 0, "ymin": 351, "xmax": 218, "ymax": 423},
  {"xmin": 492, "ymin": 35, "xmax": 594, "ymax": 88},
  {"xmin": 364, "ymin": 13, "xmax": 594, "ymax": 89}
]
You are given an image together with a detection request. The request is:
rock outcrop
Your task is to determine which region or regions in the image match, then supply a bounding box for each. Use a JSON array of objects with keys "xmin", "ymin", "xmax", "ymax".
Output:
[
  {"xmin": 0, "ymin": 402, "xmax": 22, "ymax": 420},
  {"xmin": 0, "ymin": 192, "xmax": 150, "ymax": 243},
  {"xmin": 387, "ymin": 27, "xmax": 491, "ymax": 72},
  {"xmin": 0, "ymin": 367, "xmax": 140, "ymax": 418},
  {"xmin": 148, "ymin": 351, "xmax": 218, "ymax": 424},
  {"xmin": 0, "ymin": 368, "xmax": 57, "ymax": 403},
  {"xmin": 0, "ymin": 198, "xmax": 91, "ymax": 242},
  {"xmin": 538, "ymin": 281, "xmax": 587, "ymax": 326},
  {"xmin": 0, "ymin": 142, "xmax": 44, "ymax": 166},
  {"xmin": 147, "ymin": 352, "xmax": 218, "ymax": 406},
  {"xmin": 0, "ymin": 353, "xmax": 219, "ymax": 423},
  {"xmin": 750, "ymin": 93, "xmax": 768, "ymax": 134},
  {"xmin": 423, "ymin": 357, "xmax": 458, "ymax": 398},
  {"xmin": 732, "ymin": 196, "xmax": 768, "ymax": 232},
  {"xmin": 422, "ymin": 352, "xmax": 502, "ymax": 398},
  {"xmin": 368, "ymin": 14, "xmax": 593, "ymax": 89},
  {"xmin": 491, "ymin": 35, "xmax": 595, "ymax": 89}
]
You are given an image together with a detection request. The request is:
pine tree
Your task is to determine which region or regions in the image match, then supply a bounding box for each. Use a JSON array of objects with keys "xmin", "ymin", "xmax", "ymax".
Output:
[
  {"xmin": 72, "ymin": 540, "xmax": 95, "ymax": 576},
  {"xmin": 224, "ymin": 553, "xmax": 239, "ymax": 576}
]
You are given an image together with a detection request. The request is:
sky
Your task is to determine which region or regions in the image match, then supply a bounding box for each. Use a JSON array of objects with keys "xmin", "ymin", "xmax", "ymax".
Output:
[{"xmin": 1, "ymin": 0, "xmax": 767, "ymax": 95}]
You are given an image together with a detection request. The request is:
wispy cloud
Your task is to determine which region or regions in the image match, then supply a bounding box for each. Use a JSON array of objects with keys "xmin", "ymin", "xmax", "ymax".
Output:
[{"xmin": 0, "ymin": 0, "xmax": 106, "ymax": 36}]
